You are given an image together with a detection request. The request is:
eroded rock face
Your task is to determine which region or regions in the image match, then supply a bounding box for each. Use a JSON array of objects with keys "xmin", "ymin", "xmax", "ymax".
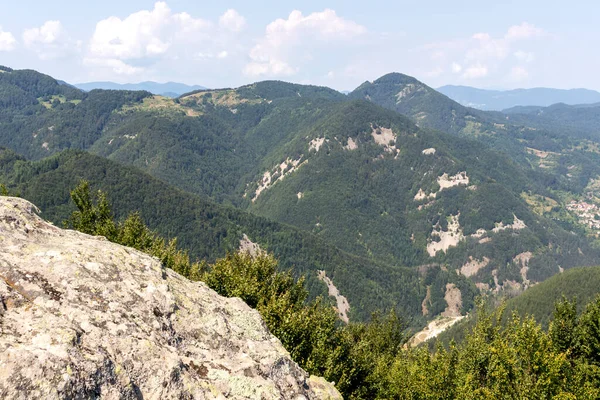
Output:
[{"xmin": 0, "ymin": 197, "xmax": 341, "ymax": 400}]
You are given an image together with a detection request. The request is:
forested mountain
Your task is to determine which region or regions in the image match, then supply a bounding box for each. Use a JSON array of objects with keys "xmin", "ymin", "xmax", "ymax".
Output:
[
  {"xmin": 438, "ymin": 84, "xmax": 600, "ymax": 111},
  {"xmin": 2, "ymin": 65, "xmax": 600, "ymax": 329},
  {"xmin": 350, "ymin": 72, "xmax": 600, "ymax": 229},
  {"xmin": 74, "ymin": 81, "xmax": 207, "ymax": 97},
  {"xmin": 437, "ymin": 265, "xmax": 600, "ymax": 346},
  {"xmin": 503, "ymin": 102, "xmax": 600, "ymax": 140},
  {"xmin": 0, "ymin": 148, "xmax": 442, "ymax": 323}
]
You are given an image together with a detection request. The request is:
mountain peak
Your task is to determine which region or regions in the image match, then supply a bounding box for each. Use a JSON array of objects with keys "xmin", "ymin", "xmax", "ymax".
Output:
[{"xmin": 373, "ymin": 72, "xmax": 424, "ymax": 86}]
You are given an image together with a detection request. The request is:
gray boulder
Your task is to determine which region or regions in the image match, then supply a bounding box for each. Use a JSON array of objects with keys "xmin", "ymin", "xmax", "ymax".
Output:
[{"xmin": 0, "ymin": 197, "xmax": 341, "ymax": 399}]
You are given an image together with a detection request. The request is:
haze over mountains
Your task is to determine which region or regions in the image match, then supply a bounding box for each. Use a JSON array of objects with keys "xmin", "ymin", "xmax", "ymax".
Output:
[
  {"xmin": 438, "ymin": 85, "xmax": 600, "ymax": 111},
  {"xmin": 73, "ymin": 81, "xmax": 207, "ymax": 97},
  {"xmin": 70, "ymin": 79, "xmax": 600, "ymax": 110}
]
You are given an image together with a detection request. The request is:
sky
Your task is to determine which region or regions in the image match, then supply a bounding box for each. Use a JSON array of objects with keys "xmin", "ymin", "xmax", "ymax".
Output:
[{"xmin": 1, "ymin": 1, "xmax": 599, "ymax": 91}]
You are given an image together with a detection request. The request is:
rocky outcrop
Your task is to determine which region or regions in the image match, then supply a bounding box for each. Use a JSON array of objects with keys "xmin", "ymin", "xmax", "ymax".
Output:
[{"xmin": 0, "ymin": 197, "xmax": 341, "ymax": 400}]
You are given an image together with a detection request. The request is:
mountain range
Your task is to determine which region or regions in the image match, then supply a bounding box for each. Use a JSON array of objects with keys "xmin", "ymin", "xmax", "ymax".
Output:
[
  {"xmin": 73, "ymin": 80, "xmax": 207, "ymax": 97},
  {"xmin": 438, "ymin": 85, "xmax": 600, "ymax": 111},
  {"xmin": 2, "ymin": 64, "xmax": 600, "ymax": 330}
]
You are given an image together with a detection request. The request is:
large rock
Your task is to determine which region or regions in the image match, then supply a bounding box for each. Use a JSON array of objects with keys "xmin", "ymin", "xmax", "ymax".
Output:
[{"xmin": 0, "ymin": 197, "xmax": 341, "ymax": 399}]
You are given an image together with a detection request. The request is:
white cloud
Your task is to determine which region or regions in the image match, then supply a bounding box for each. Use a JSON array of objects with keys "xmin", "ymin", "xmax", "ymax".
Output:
[
  {"xmin": 467, "ymin": 32, "xmax": 509, "ymax": 61},
  {"xmin": 196, "ymin": 50, "xmax": 229, "ymax": 60},
  {"xmin": 219, "ymin": 9, "xmax": 246, "ymax": 32},
  {"xmin": 245, "ymin": 9, "xmax": 366, "ymax": 77},
  {"xmin": 464, "ymin": 23, "xmax": 544, "ymax": 65},
  {"xmin": 23, "ymin": 20, "xmax": 74, "ymax": 59},
  {"xmin": 0, "ymin": 26, "xmax": 16, "ymax": 51},
  {"xmin": 23, "ymin": 21, "xmax": 64, "ymax": 46},
  {"xmin": 85, "ymin": 2, "xmax": 246, "ymax": 77},
  {"xmin": 462, "ymin": 63, "xmax": 488, "ymax": 79},
  {"xmin": 90, "ymin": 2, "xmax": 179, "ymax": 59},
  {"xmin": 83, "ymin": 58, "xmax": 143, "ymax": 76},
  {"xmin": 244, "ymin": 59, "xmax": 297, "ymax": 77},
  {"xmin": 514, "ymin": 50, "xmax": 535, "ymax": 63},
  {"xmin": 422, "ymin": 22, "xmax": 545, "ymax": 84}
]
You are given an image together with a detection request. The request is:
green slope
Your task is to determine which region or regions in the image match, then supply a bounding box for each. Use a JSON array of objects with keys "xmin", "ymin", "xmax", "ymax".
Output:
[
  {"xmin": 437, "ymin": 266, "xmax": 600, "ymax": 345},
  {"xmin": 349, "ymin": 73, "xmax": 600, "ymax": 192},
  {"xmin": 0, "ymin": 148, "xmax": 436, "ymax": 322},
  {"xmin": 246, "ymin": 100, "xmax": 599, "ymax": 285},
  {"xmin": 504, "ymin": 265, "xmax": 600, "ymax": 327}
]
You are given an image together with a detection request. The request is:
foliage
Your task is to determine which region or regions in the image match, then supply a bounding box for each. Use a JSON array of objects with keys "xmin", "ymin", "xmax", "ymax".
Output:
[
  {"xmin": 1, "ymin": 160, "xmax": 427, "ymax": 322},
  {"xmin": 65, "ymin": 180, "xmax": 200, "ymax": 278},
  {"xmin": 61, "ymin": 186, "xmax": 600, "ymax": 398}
]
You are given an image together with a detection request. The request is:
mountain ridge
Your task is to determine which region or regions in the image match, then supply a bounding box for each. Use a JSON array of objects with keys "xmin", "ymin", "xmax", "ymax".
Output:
[
  {"xmin": 74, "ymin": 80, "xmax": 208, "ymax": 97},
  {"xmin": 438, "ymin": 84, "xmax": 600, "ymax": 111}
]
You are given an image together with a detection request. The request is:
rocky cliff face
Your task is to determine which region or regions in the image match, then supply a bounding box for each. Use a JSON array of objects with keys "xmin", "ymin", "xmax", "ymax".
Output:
[{"xmin": 0, "ymin": 197, "xmax": 341, "ymax": 399}]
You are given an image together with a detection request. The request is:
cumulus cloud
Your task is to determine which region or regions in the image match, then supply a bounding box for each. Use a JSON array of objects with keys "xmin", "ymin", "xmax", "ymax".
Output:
[
  {"xmin": 22, "ymin": 20, "xmax": 74, "ymax": 59},
  {"xmin": 89, "ymin": 2, "xmax": 198, "ymax": 60},
  {"xmin": 466, "ymin": 23, "xmax": 544, "ymax": 65},
  {"xmin": 423, "ymin": 22, "xmax": 545, "ymax": 83},
  {"xmin": 219, "ymin": 9, "xmax": 246, "ymax": 32},
  {"xmin": 195, "ymin": 50, "xmax": 229, "ymax": 60},
  {"xmin": 86, "ymin": 2, "xmax": 242, "ymax": 76},
  {"xmin": 83, "ymin": 57, "xmax": 143, "ymax": 75},
  {"xmin": 244, "ymin": 9, "xmax": 366, "ymax": 77},
  {"xmin": 0, "ymin": 26, "xmax": 16, "ymax": 51}
]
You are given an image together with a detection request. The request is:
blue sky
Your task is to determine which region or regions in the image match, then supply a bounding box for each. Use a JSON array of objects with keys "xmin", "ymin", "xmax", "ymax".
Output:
[{"xmin": 1, "ymin": 1, "xmax": 598, "ymax": 91}]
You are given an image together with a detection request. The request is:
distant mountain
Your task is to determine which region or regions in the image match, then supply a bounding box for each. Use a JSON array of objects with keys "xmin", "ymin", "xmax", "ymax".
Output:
[
  {"xmin": 74, "ymin": 81, "xmax": 207, "ymax": 97},
  {"xmin": 502, "ymin": 102, "xmax": 600, "ymax": 140},
  {"xmin": 503, "ymin": 101, "xmax": 600, "ymax": 114},
  {"xmin": 437, "ymin": 85, "xmax": 600, "ymax": 111}
]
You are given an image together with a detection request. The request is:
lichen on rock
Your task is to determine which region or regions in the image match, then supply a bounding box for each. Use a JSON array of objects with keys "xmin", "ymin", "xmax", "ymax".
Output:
[{"xmin": 0, "ymin": 197, "xmax": 341, "ymax": 399}]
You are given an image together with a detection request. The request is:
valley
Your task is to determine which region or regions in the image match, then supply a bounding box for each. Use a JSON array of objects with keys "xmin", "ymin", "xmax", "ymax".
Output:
[{"xmin": 2, "ymin": 65, "xmax": 600, "ymax": 334}]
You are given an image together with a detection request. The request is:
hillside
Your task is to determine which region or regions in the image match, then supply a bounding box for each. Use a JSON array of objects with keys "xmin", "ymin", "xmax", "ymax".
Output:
[
  {"xmin": 351, "ymin": 72, "xmax": 600, "ymax": 222},
  {"xmin": 438, "ymin": 85, "xmax": 600, "ymax": 111},
  {"xmin": 349, "ymin": 73, "xmax": 478, "ymax": 135},
  {"xmin": 437, "ymin": 266, "xmax": 600, "ymax": 346},
  {"xmin": 503, "ymin": 102, "xmax": 600, "ymax": 140},
  {"xmin": 0, "ymin": 148, "xmax": 438, "ymax": 323},
  {"xmin": 504, "ymin": 265, "xmax": 600, "ymax": 326}
]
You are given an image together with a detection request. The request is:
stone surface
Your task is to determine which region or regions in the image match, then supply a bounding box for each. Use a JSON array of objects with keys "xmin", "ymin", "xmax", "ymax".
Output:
[{"xmin": 0, "ymin": 197, "xmax": 341, "ymax": 400}]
